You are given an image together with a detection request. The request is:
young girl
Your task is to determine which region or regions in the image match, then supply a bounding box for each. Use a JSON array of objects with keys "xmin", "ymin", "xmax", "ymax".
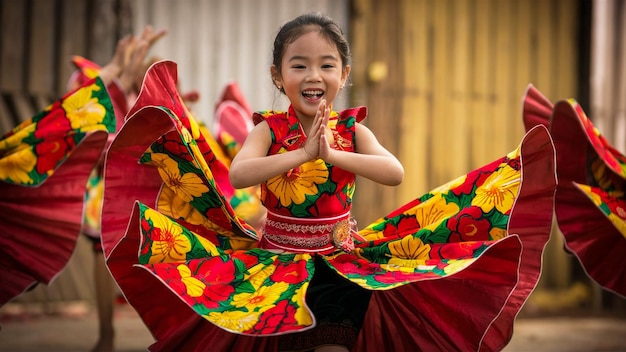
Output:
[
  {"xmin": 101, "ymin": 12, "xmax": 558, "ymax": 352},
  {"xmin": 228, "ymin": 13, "xmax": 403, "ymax": 351}
]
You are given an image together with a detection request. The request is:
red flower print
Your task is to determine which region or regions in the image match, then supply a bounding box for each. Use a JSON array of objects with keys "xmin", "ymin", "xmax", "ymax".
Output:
[
  {"xmin": 33, "ymin": 110, "xmax": 72, "ymax": 139},
  {"xmin": 331, "ymin": 256, "xmax": 380, "ymax": 276},
  {"xmin": 232, "ymin": 252, "xmax": 260, "ymax": 270},
  {"xmin": 447, "ymin": 206, "xmax": 491, "ymax": 242},
  {"xmin": 308, "ymin": 192, "xmax": 341, "ymax": 217},
  {"xmin": 196, "ymin": 284, "xmax": 232, "ymax": 309},
  {"xmin": 190, "ymin": 257, "xmax": 236, "ymax": 285},
  {"xmin": 141, "ymin": 216, "xmax": 152, "ymax": 234},
  {"xmin": 381, "ymin": 221, "xmax": 402, "ymax": 240},
  {"xmin": 430, "ymin": 242, "xmax": 480, "ymax": 260},
  {"xmin": 251, "ymin": 300, "xmax": 300, "ymax": 334},
  {"xmin": 394, "ymin": 215, "xmax": 421, "ymax": 238},
  {"xmin": 153, "ymin": 132, "xmax": 192, "ymax": 161},
  {"xmin": 34, "ymin": 137, "xmax": 75, "ymax": 174},
  {"xmin": 270, "ymin": 261, "xmax": 309, "ymax": 284}
]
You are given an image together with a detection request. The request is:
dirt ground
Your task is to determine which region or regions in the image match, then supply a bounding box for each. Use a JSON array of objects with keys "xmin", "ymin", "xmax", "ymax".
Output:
[{"xmin": 0, "ymin": 300, "xmax": 625, "ymax": 352}]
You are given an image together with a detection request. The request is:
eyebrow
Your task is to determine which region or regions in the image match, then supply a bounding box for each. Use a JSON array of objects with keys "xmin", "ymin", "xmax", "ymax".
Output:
[{"xmin": 288, "ymin": 55, "xmax": 339, "ymax": 62}]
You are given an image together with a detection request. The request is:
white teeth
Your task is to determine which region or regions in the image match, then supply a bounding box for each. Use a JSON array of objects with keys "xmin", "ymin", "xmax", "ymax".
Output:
[{"xmin": 303, "ymin": 90, "xmax": 323, "ymax": 96}]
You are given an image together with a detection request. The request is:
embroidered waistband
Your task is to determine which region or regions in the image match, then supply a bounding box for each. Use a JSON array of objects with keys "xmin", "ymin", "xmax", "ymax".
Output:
[{"xmin": 262, "ymin": 211, "xmax": 350, "ymax": 252}]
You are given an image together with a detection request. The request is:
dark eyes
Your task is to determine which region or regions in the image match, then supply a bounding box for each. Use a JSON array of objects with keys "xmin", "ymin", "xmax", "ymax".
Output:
[{"xmin": 291, "ymin": 64, "xmax": 336, "ymax": 69}]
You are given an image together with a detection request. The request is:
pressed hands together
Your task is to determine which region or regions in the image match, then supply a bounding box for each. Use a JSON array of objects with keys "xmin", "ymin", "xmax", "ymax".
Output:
[{"xmin": 229, "ymin": 99, "xmax": 404, "ymax": 189}]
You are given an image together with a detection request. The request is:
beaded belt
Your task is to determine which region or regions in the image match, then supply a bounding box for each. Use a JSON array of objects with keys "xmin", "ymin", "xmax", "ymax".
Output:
[{"xmin": 261, "ymin": 210, "xmax": 351, "ymax": 253}]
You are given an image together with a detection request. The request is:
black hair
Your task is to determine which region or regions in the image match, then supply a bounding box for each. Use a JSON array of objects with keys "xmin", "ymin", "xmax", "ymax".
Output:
[{"xmin": 272, "ymin": 12, "xmax": 351, "ymax": 77}]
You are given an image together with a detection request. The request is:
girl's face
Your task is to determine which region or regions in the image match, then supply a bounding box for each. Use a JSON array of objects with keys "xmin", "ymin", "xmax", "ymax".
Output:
[{"xmin": 273, "ymin": 30, "xmax": 350, "ymax": 121}]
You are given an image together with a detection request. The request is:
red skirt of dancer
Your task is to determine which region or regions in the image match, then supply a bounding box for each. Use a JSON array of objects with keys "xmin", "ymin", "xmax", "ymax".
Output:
[
  {"xmin": 523, "ymin": 85, "xmax": 626, "ymax": 297},
  {"xmin": 0, "ymin": 77, "xmax": 115, "ymax": 305},
  {"xmin": 101, "ymin": 61, "xmax": 557, "ymax": 351}
]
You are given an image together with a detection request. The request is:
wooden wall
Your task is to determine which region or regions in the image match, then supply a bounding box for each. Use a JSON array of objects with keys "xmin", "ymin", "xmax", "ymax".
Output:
[
  {"xmin": 128, "ymin": 0, "xmax": 349, "ymax": 128},
  {"xmin": 349, "ymin": 0, "xmax": 582, "ymax": 226},
  {"xmin": 0, "ymin": 0, "xmax": 600, "ymax": 306},
  {"xmin": 0, "ymin": 0, "xmax": 131, "ymax": 134}
]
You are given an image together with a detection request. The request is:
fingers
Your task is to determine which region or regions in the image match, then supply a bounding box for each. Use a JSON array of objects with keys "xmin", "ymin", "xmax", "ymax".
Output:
[
  {"xmin": 118, "ymin": 39, "xmax": 149, "ymax": 93},
  {"xmin": 140, "ymin": 25, "xmax": 168, "ymax": 47}
]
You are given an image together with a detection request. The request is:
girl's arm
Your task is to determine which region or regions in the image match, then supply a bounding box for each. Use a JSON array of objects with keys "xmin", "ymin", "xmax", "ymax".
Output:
[
  {"xmin": 228, "ymin": 121, "xmax": 312, "ymax": 189},
  {"xmin": 321, "ymin": 123, "xmax": 404, "ymax": 186}
]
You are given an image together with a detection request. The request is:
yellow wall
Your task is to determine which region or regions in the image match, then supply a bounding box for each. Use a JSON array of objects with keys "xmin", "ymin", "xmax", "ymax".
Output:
[{"xmin": 350, "ymin": 0, "xmax": 580, "ymax": 225}]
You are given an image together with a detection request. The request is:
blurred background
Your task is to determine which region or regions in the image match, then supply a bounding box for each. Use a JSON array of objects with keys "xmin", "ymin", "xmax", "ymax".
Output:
[{"xmin": 0, "ymin": 0, "xmax": 624, "ymax": 329}]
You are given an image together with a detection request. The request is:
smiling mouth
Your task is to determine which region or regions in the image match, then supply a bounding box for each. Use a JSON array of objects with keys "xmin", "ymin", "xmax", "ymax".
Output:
[{"xmin": 302, "ymin": 89, "xmax": 324, "ymax": 99}]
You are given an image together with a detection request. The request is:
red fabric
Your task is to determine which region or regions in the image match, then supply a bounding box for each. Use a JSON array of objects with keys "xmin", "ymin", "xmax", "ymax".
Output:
[
  {"xmin": 481, "ymin": 125, "xmax": 557, "ymax": 350},
  {"xmin": 102, "ymin": 63, "xmax": 556, "ymax": 351},
  {"xmin": 126, "ymin": 60, "xmax": 234, "ymax": 198},
  {"xmin": 103, "ymin": 107, "xmax": 280, "ymax": 351},
  {"xmin": 213, "ymin": 82, "xmax": 254, "ymax": 146},
  {"xmin": 356, "ymin": 237, "xmax": 521, "ymax": 351},
  {"xmin": 522, "ymin": 86, "xmax": 626, "ymax": 297},
  {"xmin": 550, "ymin": 101, "xmax": 626, "ymax": 297},
  {"xmin": 522, "ymin": 84, "xmax": 554, "ymax": 131},
  {"xmin": 353, "ymin": 125, "xmax": 556, "ymax": 351},
  {"xmin": 0, "ymin": 131, "xmax": 108, "ymax": 305}
]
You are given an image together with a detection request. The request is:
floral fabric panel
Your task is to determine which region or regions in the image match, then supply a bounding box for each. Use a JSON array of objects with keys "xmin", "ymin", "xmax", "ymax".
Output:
[
  {"xmin": 570, "ymin": 99, "xmax": 626, "ymax": 179},
  {"xmin": 567, "ymin": 99, "xmax": 626, "ymax": 239},
  {"xmin": 575, "ymin": 183, "xmax": 626, "ymax": 236},
  {"xmin": 135, "ymin": 202, "xmax": 316, "ymax": 334},
  {"xmin": 0, "ymin": 78, "xmax": 115, "ymax": 186},
  {"xmin": 82, "ymin": 168, "xmax": 104, "ymax": 236},
  {"xmin": 138, "ymin": 107, "xmax": 258, "ymax": 252},
  {"xmin": 198, "ymin": 116, "xmax": 264, "ymax": 227},
  {"xmin": 328, "ymin": 148, "xmax": 521, "ymax": 290}
]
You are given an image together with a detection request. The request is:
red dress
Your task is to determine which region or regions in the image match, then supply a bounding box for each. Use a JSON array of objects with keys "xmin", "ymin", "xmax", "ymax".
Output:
[
  {"xmin": 523, "ymin": 85, "xmax": 626, "ymax": 297},
  {"xmin": 101, "ymin": 60, "xmax": 557, "ymax": 351},
  {"xmin": 0, "ymin": 77, "xmax": 115, "ymax": 305}
]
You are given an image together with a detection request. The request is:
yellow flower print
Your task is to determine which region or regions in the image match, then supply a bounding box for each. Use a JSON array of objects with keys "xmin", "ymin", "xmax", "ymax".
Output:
[
  {"xmin": 0, "ymin": 147, "xmax": 37, "ymax": 184},
  {"xmin": 410, "ymin": 193, "xmax": 460, "ymax": 230},
  {"xmin": 292, "ymin": 284, "xmax": 313, "ymax": 326},
  {"xmin": 472, "ymin": 165, "xmax": 520, "ymax": 214},
  {"xmin": 266, "ymin": 159, "xmax": 328, "ymax": 206},
  {"xmin": 208, "ymin": 309, "xmax": 263, "ymax": 332},
  {"xmin": 177, "ymin": 264, "xmax": 206, "ymax": 297},
  {"xmin": 245, "ymin": 263, "xmax": 277, "ymax": 289},
  {"xmin": 380, "ymin": 261, "xmax": 417, "ymax": 273},
  {"xmin": 489, "ymin": 227, "xmax": 507, "ymax": 241},
  {"xmin": 148, "ymin": 152, "xmax": 169, "ymax": 169},
  {"xmin": 231, "ymin": 282, "xmax": 289, "ymax": 312},
  {"xmin": 443, "ymin": 259, "xmax": 474, "ymax": 275},
  {"xmin": 157, "ymin": 186, "xmax": 207, "ymax": 225},
  {"xmin": 155, "ymin": 156, "xmax": 209, "ymax": 202},
  {"xmin": 63, "ymin": 83, "xmax": 107, "ymax": 132},
  {"xmin": 146, "ymin": 208, "xmax": 191, "ymax": 263},
  {"xmin": 0, "ymin": 126, "xmax": 34, "ymax": 152},
  {"xmin": 387, "ymin": 236, "xmax": 431, "ymax": 261}
]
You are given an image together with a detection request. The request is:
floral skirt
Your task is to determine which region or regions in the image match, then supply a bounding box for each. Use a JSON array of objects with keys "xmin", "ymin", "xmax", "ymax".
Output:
[
  {"xmin": 0, "ymin": 77, "xmax": 115, "ymax": 306},
  {"xmin": 101, "ymin": 61, "xmax": 557, "ymax": 351},
  {"xmin": 523, "ymin": 85, "xmax": 626, "ymax": 297}
]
